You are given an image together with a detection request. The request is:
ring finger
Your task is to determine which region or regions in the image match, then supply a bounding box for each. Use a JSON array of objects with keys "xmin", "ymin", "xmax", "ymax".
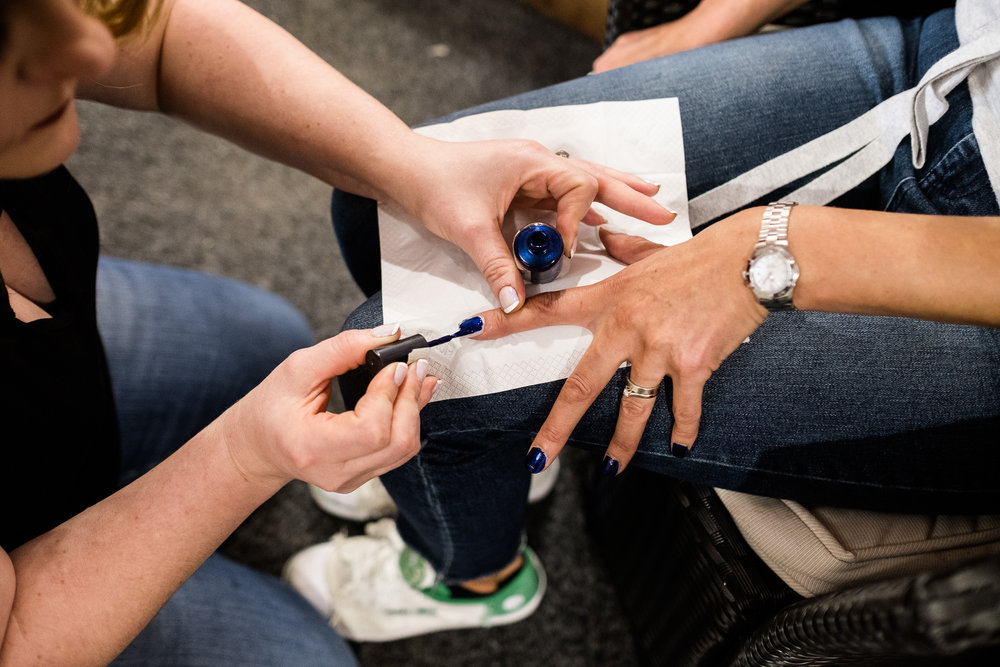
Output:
[{"xmin": 603, "ymin": 366, "xmax": 663, "ymax": 476}]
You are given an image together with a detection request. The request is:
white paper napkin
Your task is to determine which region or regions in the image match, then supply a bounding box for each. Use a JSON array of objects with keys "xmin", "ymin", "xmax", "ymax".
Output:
[{"xmin": 378, "ymin": 98, "xmax": 690, "ymax": 400}]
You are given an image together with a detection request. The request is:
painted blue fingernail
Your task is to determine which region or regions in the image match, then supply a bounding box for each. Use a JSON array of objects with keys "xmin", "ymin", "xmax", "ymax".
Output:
[
  {"xmin": 671, "ymin": 443, "xmax": 690, "ymax": 459},
  {"xmin": 525, "ymin": 447, "xmax": 547, "ymax": 474},
  {"xmin": 458, "ymin": 316, "xmax": 484, "ymax": 336},
  {"xmin": 601, "ymin": 455, "xmax": 620, "ymax": 477}
]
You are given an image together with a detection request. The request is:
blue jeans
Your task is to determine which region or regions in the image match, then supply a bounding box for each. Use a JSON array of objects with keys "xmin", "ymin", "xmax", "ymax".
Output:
[
  {"xmin": 335, "ymin": 11, "xmax": 1000, "ymax": 582},
  {"xmin": 96, "ymin": 258, "xmax": 357, "ymax": 666}
]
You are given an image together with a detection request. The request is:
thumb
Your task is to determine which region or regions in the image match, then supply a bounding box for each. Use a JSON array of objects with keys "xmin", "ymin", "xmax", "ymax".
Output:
[
  {"xmin": 466, "ymin": 227, "xmax": 527, "ymax": 314},
  {"xmin": 474, "ymin": 284, "xmax": 592, "ymax": 341},
  {"xmin": 302, "ymin": 325, "xmax": 402, "ymax": 380},
  {"xmin": 599, "ymin": 227, "xmax": 666, "ymax": 265}
]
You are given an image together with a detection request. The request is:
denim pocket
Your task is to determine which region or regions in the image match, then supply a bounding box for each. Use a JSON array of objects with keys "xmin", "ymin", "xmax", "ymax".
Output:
[{"xmin": 886, "ymin": 130, "xmax": 999, "ymax": 216}]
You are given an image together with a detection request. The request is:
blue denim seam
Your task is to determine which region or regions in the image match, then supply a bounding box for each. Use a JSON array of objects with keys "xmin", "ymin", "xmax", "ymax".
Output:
[
  {"xmin": 434, "ymin": 422, "xmax": 994, "ymax": 493},
  {"xmin": 915, "ymin": 130, "xmax": 979, "ymax": 191},
  {"xmin": 413, "ymin": 452, "xmax": 454, "ymax": 584},
  {"xmin": 431, "ymin": 424, "xmax": 608, "ymax": 444},
  {"xmin": 638, "ymin": 449, "xmax": 992, "ymax": 492},
  {"xmin": 883, "ymin": 175, "xmax": 917, "ymax": 211}
]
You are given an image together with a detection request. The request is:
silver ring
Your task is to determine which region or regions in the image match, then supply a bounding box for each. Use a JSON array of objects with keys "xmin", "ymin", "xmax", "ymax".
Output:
[{"xmin": 623, "ymin": 375, "xmax": 659, "ymax": 399}]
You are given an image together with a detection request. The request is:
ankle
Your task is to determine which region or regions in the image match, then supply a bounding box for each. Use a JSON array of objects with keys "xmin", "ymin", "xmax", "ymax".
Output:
[{"xmin": 456, "ymin": 554, "xmax": 524, "ymax": 595}]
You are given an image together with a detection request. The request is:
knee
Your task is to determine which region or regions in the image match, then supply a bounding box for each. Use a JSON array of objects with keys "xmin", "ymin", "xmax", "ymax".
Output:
[{"xmin": 342, "ymin": 293, "xmax": 384, "ymax": 332}]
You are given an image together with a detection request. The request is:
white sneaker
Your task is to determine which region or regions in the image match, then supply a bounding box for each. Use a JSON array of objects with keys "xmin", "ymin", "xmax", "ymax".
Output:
[
  {"xmin": 309, "ymin": 456, "xmax": 561, "ymax": 522},
  {"xmin": 283, "ymin": 518, "xmax": 546, "ymax": 642},
  {"xmin": 308, "ymin": 474, "xmax": 397, "ymax": 521}
]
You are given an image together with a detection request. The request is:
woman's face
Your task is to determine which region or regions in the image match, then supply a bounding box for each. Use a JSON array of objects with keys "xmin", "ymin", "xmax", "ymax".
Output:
[{"xmin": 0, "ymin": 0, "xmax": 115, "ymax": 179}]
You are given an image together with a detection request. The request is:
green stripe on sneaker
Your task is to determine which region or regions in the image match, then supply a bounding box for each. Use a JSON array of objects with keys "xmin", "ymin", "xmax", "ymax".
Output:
[{"xmin": 403, "ymin": 547, "xmax": 543, "ymax": 618}]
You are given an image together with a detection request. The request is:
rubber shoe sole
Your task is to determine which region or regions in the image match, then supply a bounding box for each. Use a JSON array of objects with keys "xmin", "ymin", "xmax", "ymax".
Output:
[{"xmin": 283, "ymin": 520, "xmax": 546, "ymax": 642}]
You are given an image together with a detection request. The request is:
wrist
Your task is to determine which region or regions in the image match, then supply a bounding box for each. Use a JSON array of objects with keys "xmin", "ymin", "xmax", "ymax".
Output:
[
  {"xmin": 364, "ymin": 132, "xmax": 446, "ymax": 211},
  {"xmin": 207, "ymin": 407, "xmax": 293, "ymax": 494},
  {"xmin": 699, "ymin": 207, "xmax": 771, "ymax": 318},
  {"xmin": 685, "ymin": 0, "xmax": 764, "ymax": 44},
  {"xmin": 687, "ymin": 0, "xmax": 806, "ymax": 44}
]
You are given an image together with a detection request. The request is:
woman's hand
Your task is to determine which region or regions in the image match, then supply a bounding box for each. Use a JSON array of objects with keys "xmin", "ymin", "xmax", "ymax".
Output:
[
  {"xmin": 393, "ymin": 135, "xmax": 675, "ymax": 313},
  {"xmin": 477, "ymin": 209, "xmax": 767, "ymax": 471},
  {"xmin": 216, "ymin": 326, "xmax": 438, "ymax": 493},
  {"xmin": 593, "ymin": 0, "xmax": 809, "ymax": 73},
  {"xmin": 593, "ymin": 20, "xmax": 708, "ymax": 73}
]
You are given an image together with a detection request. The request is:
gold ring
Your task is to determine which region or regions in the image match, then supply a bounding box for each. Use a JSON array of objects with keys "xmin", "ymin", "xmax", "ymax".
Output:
[{"xmin": 623, "ymin": 375, "xmax": 658, "ymax": 399}]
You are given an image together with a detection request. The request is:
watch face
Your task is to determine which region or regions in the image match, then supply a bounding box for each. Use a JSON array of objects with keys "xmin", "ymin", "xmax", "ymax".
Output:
[{"xmin": 749, "ymin": 248, "xmax": 795, "ymax": 296}]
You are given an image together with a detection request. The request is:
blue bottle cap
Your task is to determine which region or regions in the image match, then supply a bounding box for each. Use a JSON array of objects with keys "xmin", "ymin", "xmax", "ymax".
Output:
[{"xmin": 512, "ymin": 223, "xmax": 564, "ymax": 284}]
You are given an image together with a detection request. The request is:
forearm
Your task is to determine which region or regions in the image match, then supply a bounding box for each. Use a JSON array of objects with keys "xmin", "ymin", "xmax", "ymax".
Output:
[
  {"xmin": 2, "ymin": 422, "xmax": 285, "ymax": 666},
  {"xmin": 81, "ymin": 0, "xmax": 422, "ymax": 202},
  {"xmin": 684, "ymin": 0, "xmax": 810, "ymax": 44},
  {"xmin": 782, "ymin": 206, "xmax": 1000, "ymax": 327},
  {"xmin": 164, "ymin": 0, "xmax": 427, "ymax": 200}
]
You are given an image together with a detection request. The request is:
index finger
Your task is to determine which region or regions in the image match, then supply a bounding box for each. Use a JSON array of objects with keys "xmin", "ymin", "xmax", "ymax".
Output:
[
  {"xmin": 594, "ymin": 175, "xmax": 676, "ymax": 227},
  {"xmin": 475, "ymin": 285, "xmax": 593, "ymax": 341},
  {"xmin": 527, "ymin": 343, "xmax": 623, "ymax": 472}
]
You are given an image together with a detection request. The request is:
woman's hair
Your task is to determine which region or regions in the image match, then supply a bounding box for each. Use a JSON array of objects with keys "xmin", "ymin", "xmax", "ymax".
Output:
[{"xmin": 82, "ymin": 0, "xmax": 160, "ymax": 38}]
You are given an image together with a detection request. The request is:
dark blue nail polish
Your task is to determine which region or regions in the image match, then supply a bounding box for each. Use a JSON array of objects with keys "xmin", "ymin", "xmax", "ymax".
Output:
[
  {"xmin": 601, "ymin": 456, "xmax": 620, "ymax": 477},
  {"xmin": 525, "ymin": 447, "xmax": 547, "ymax": 474},
  {"xmin": 671, "ymin": 443, "xmax": 690, "ymax": 459},
  {"xmin": 457, "ymin": 316, "xmax": 484, "ymax": 335}
]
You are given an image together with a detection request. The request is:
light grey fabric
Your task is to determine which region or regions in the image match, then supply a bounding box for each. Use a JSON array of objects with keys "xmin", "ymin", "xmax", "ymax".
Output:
[
  {"xmin": 716, "ymin": 488, "xmax": 1000, "ymax": 597},
  {"xmin": 689, "ymin": 0, "xmax": 1000, "ymax": 228},
  {"xmin": 958, "ymin": 0, "xmax": 1000, "ymax": 202}
]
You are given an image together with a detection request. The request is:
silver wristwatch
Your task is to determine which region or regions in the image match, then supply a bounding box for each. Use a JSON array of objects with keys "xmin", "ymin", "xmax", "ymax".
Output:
[{"xmin": 743, "ymin": 201, "xmax": 799, "ymax": 311}]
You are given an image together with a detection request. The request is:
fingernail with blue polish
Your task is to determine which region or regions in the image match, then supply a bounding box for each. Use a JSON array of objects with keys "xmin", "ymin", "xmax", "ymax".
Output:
[
  {"xmin": 525, "ymin": 447, "xmax": 547, "ymax": 474},
  {"xmin": 601, "ymin": 455, "xmax": 620, "ymax": 477},
  {"xmin": 671, "ymin": 443, "xmax": 690, "ymax": 459}
]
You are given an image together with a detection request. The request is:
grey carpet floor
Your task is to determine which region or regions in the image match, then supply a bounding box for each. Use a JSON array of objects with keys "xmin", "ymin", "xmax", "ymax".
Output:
[{"xmin": 67, "ymin": 1, "xmax": 640, "ymax": 664}]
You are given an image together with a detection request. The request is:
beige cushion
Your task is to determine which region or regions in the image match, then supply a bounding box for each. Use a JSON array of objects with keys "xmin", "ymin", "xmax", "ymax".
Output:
[{"xmin": 715, "ymin": 488, "xmax": 1000, "ymax": 597}]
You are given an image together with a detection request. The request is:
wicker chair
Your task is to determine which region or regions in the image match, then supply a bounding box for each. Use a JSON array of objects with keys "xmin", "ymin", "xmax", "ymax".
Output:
[{"xmin": 586, "ymin": 467, "xmax": 1000, "ymax": 666}]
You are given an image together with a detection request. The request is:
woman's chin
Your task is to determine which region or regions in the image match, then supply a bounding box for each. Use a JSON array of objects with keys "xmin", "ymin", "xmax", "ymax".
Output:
[{"xmin": 0, "ymin": 107, "xmax": 81, "ymax": 179}]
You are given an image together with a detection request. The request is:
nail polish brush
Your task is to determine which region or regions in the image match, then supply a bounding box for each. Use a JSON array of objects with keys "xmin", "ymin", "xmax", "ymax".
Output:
[{"xmin": 364, "ymin": 316, "xmax": 483, "ymax": 376}]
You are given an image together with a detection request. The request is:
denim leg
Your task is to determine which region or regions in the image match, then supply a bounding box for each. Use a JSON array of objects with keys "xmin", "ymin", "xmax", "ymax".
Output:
[
  {"xmin": 96, "ymin": 260, "xmax": 349, "ymax": 662},
  {"xmin": 96, "ymin": 257, "xmax": 314, "ymax": 485},
  {"xmin": 341, "ymin": 296, "xmax": 531, "ymax": 582},
  {"xmin": 339, "ymin": 11, "xmax": 1000, "ymax": 580},
  {"xmin": 435, "ymin": 313, "xmax": 1000, "ymax": 515},
  {"xmin": 112, "ymin": 553, "xmax": 357, "ymax": 667}
]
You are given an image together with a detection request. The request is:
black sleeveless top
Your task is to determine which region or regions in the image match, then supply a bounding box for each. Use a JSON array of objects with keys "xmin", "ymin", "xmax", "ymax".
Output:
[{"xmin": 0, "ymin": 166, "xmax": 120, "ymax": 550}]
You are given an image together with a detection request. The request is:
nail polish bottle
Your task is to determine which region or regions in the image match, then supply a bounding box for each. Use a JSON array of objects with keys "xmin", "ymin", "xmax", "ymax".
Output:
[{"xmin": 512, "ymin": 222, "xmax": 564, "ymax": 284}]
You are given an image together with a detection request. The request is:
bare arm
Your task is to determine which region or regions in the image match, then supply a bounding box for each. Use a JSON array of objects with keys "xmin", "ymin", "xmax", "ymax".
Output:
[
  {"xmin": 790, "ymin": 207, "xmax": 1000, "ymax": 327},
  {"xmin": 479, "ymin": 207, "xmax": 1000, "ymax": 470},
  {"xmin": 3, "ymin": 424, "xmax": 278, "ymax": 666},
  {"xmin": 77, "ymin": 0, "xmax": 413, "ymax": 201},
  {"xmin": 0, "ymin": 331, "xmax": 435, "ymax": 666},
  {"xmin": 76, "ymin": 0, "xmax": 673, "ymax": 312},
  {"xmin": 594, "ymin": 0, "xmax": 810, "ymax": 72}
]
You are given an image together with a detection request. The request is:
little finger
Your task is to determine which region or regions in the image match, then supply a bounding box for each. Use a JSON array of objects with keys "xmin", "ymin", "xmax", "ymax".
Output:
[{"xmin": 668, "ymin": 373, "xmax": 708, "ymax": 458}]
